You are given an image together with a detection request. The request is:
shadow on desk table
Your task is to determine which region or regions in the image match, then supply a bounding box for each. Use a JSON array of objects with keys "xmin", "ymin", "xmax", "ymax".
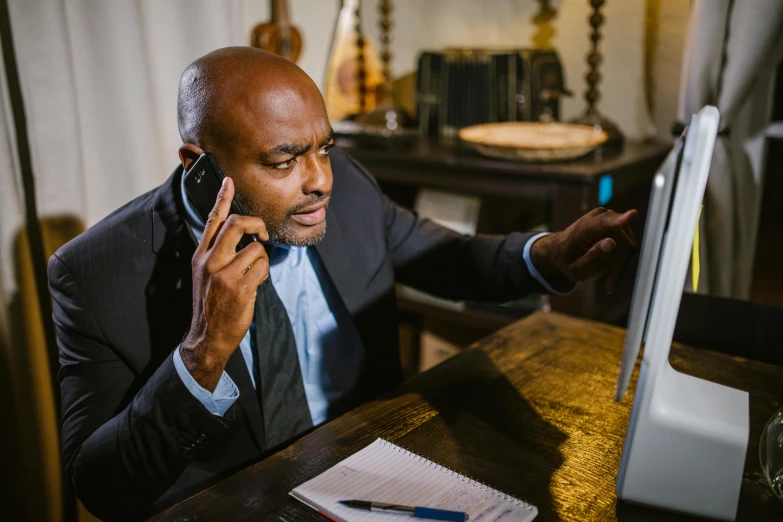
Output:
[{"xmin": 382, "ymin": 347, "xmax": 568, "ymax": 521}]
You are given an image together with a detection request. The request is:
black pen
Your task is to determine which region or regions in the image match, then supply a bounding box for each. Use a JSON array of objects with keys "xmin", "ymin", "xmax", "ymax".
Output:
[{"xmin": 338, "ymin": 500, "xmax": 468, "ymax": 521}]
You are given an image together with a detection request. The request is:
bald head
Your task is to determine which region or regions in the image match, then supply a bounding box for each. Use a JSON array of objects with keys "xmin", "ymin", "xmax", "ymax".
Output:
[{"xmin": 177, "ymin": 46, "xmax": 322, "ymax": 147}]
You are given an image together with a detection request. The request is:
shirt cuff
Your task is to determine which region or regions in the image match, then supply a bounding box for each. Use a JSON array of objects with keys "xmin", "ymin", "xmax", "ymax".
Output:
[
  {"xmin": 173, "ymin": 345, "xmax": 239, "ymax": 416},
  {"xmin": 523, "ymin": 232, "xmax": 577, "ymax": 296}
]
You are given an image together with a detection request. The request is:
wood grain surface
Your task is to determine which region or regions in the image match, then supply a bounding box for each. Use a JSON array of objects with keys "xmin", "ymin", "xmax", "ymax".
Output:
[{"xmin": 151, "ymin": 312, "xmax": 783, "ymax": 521}]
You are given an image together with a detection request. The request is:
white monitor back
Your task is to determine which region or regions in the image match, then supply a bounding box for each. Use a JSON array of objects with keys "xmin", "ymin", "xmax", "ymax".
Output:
[{"xmin": 615, "ymin": 106, "xmax": 749, "ymax": 521}]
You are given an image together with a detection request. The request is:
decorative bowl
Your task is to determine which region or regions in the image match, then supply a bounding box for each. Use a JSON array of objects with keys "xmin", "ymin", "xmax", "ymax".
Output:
[{"xmin": 459, "ymin": 121, "xmax": 609, "ymax": 162}]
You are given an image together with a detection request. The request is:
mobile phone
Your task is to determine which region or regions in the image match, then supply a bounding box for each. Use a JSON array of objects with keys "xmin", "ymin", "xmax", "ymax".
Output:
[{"xmin": 183, "ymin": 152, "xmax": 259, "ymax": 250}]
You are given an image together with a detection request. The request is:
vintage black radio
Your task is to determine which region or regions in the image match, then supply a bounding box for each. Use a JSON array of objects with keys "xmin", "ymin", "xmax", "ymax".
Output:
[{"xmin": 417, "ymin": 48, "xmax": 570, "ymax": 138}]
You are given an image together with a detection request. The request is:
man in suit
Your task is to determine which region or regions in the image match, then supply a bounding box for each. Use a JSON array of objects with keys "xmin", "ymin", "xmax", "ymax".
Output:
[{"xmin": 49, "ymin": 47, "xmax": 637, "ymax": 521}]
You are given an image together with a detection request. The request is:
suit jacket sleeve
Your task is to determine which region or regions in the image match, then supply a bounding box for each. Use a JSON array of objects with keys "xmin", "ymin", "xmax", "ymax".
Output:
[
  {"xmin": 49, "ymin": 253, "xmax": 236, "ymax": 521},
  {"xmin": 372, "ymin": 185, "xmax": 572, "ymax": 302}
]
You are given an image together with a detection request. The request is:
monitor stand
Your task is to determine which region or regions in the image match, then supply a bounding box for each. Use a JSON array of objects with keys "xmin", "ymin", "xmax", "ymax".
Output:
[{"xmin": 617, "ymin": 357, "xmax": 749, "ymax": 520}]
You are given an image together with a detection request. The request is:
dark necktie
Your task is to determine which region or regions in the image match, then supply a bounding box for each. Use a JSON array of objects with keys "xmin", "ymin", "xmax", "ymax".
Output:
[{"xmin": 254, "ymin": 274, "xmax": 313, "ymax": 450}]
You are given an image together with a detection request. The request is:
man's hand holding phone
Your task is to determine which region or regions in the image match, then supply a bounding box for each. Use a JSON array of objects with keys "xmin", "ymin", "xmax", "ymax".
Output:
[{"xmin": 181, "ymin": 177, "xmax": 269, "ymax": 392}]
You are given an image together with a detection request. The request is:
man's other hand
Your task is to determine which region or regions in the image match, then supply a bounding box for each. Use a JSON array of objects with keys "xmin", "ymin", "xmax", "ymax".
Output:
[
  {"xmin": 531, "ymin": 207, "xmax": 639, "ymax": 295},
  {"xmin": 181, "ymin": 177, "xmax": 270, "ymax": 392}
]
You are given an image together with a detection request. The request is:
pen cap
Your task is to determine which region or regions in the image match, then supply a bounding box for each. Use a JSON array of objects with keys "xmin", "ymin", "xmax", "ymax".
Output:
[{"xmin": 413, "ymin": 507, "xmax": 468, "ymax": 521}]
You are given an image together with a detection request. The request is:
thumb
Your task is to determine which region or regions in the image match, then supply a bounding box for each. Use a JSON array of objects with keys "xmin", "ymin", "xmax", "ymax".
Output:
[{"xmin": 567, "ymin": 238, "xmax": 616, "ymax": 280}]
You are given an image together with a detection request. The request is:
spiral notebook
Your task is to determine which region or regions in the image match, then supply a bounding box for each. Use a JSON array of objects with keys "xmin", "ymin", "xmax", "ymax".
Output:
[{"xmin": 290, "ymin": 438, "xmax": 538, "ymax": 522}]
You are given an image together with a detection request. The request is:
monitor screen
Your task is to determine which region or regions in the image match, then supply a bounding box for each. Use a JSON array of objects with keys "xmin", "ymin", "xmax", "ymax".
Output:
[{"xmin": 614, "ymin": 136, "xmax": 684, "ymax": 401}]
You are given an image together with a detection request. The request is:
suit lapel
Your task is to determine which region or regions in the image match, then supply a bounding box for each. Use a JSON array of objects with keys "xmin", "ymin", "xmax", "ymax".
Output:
[
  {"xmin": 151, "ymin": 166, "xmax": 188, "ymax": 254},
  {"xmin": 314, "ymin": 207, "xmax": 365, "ymax": 315}
]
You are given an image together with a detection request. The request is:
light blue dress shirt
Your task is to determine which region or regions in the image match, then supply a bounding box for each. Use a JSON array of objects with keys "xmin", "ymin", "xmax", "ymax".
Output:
[{"xmin": 173, "ymin": 173, "xmax": 570, "ymax": 424}]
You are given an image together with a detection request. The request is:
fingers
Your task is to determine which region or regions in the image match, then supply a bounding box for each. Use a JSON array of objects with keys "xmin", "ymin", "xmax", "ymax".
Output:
[
  {"xmin": 588, "ymin": 233, "xmax": 637, "ymax": 294},
  {"xmin": 230, "ymin": 242, "xmax": 269, "ymax": 284},
  {"xmin": 580, "ymin": 208, "xmax": 638, "ymax": 247},
  {"xmin": 233, "ymin": 243, "xmax": 269, "ymax": 286},
  {"xmin": 199, "ymin": 177, "xmax": 234, "ymax": 253},
  {"xmin": 611, "ymin": 217, "xmax": 639, "ymax": 248},
  {"xmin": 590, "ymin": 259, "xmax": 611, "ymax": 280},
  {"xmin": 601, "ymin": 211, "xmax": 639, "ymax": 294},
  {"xmin": 597, "ymin": 210, "xmax": 637, "ymax": 241},
  {"xmin": 205, "ymin": 243, "xmax": 269, "ymax": 301},
  {"xmin": 604, "ymin": 244, "xmax": 632, "ymax": 294},
  {"xmin": 212, "ymin": 214, "xmax": 270, "ymax": 258},
  {"xmin": 242, "ymin": 258, "xmax": 270, "ymax": 291},
  {"xmin": 611, "ymin": 209, "xmax": 638, "ymax": 228},
  {"xmin": 568, "ymin": 238, "xmax": 616, "ymax": 280}
]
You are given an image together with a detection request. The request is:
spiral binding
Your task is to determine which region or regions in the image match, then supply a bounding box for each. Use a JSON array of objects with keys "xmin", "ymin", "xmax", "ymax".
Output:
[{"xmin": 378, "ymin": 439, "xmax": 535, "ymax": 511}]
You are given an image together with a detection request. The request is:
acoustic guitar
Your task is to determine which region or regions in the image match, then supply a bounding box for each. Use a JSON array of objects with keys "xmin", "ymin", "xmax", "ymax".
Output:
[
  {"xmin": 323, "ymin": 0, "xmax": 385, "ymax": 122},
  {"xmin": 250, "ymin": 0, "xmax": 303, "ymax": 63}
]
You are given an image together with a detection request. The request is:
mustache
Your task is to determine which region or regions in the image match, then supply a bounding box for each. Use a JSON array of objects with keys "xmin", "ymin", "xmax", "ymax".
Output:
[{"xmin": 287, "ymin": 193, "xmax": 331, "ymax": 215}]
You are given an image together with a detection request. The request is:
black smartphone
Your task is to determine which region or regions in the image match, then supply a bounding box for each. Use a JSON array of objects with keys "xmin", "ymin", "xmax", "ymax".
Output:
[{"xmin": 183, "ymin": 152, "xmax": 259, "ymax": 250}]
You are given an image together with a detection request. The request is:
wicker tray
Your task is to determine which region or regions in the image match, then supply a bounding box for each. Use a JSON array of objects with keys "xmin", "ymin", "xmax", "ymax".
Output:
[{"xmin": 459, "ymin": 122, "xmax": 608, "ymax": 161}]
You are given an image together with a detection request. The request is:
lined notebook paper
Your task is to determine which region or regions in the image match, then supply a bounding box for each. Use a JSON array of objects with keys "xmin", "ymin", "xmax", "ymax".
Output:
[{"xmin": 290, "ymin": 438, "xmax": 538, "ymax": 522}]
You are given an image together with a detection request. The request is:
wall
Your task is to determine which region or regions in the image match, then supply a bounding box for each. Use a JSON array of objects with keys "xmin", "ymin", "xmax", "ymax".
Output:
[{"xmin": 242, "ymin": 0, "xmax": 666, "ymax": 141}]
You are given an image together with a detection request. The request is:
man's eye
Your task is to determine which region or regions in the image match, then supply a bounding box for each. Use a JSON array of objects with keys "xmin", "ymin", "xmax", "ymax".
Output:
[
  {"xmin": 271, "ymin": 159, "xmax": 295, "ymax": 170},
  {"xmin": 320, "ymin": 144, "xmax": 334, "ymax": 156}
]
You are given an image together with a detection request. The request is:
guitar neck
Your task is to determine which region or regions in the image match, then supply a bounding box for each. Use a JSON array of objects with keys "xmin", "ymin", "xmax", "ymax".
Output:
[{"xmin": 271, "ymin": 0, "xmax": 291, "ymax": 29}]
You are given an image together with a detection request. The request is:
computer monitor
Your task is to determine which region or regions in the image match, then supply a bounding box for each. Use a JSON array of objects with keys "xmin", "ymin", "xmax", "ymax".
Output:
[
  {"xmin": 614, "ymin": 106, "xmax": 749, "ymax": 521},
  {"xmin": 614, "ymin": 136, "xmax": 682, "ymax": 402}
]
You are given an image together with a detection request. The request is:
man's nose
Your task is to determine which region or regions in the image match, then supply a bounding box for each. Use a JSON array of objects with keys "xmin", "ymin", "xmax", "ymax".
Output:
[{"xmin": 302, "ymin": 154, "xmax": 331, "ymax": 195}]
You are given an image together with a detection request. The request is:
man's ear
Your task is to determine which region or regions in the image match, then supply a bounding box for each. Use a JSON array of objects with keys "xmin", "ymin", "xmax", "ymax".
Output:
[{"xmin": 179, "ymin": 143, "xmax": 205, "ymax": 172}]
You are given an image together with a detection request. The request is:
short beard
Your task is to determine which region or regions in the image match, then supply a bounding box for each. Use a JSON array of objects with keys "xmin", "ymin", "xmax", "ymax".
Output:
[
  {"xmin": 235, "ymin": 192, "xmax": 327, "ymax": 247},
  {"xmin": 268, "ymin": 219, "xmax": 327, "ymax": 247}
]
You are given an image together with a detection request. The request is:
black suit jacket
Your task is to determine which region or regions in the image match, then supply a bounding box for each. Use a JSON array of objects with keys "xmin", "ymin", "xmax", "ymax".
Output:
[{"xmin": 49, "ymin": 149, "xmax": 551, "ymax": 520}]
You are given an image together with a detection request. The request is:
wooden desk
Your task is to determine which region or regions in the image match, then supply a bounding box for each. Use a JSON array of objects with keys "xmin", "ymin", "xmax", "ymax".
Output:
[
  {"xmin": 153, "ymin": 313, "xmax": 783, "ymax": 521},
  {"xmin": 339, "ymin": 139, "xmax": 671, "ymax": 324}
]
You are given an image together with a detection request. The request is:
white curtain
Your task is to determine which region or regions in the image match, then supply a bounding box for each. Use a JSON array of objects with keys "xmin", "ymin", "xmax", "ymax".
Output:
[
  {"xmin": 0, "ymin": 2, "xmax": 242, "ymax": 520},
  {"xmin": 678, "ymin": 0, "xmax": 783, "ymax": 299},
  {"xmin": 0, "ymin": 0, "xmax": 242, "ymax": 296}
]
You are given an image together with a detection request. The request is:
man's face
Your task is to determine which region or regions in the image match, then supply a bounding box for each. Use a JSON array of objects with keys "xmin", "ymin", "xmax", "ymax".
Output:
[{"xmin": 210, "ymin": 81, "xmax": 334, "ymax": 247}]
